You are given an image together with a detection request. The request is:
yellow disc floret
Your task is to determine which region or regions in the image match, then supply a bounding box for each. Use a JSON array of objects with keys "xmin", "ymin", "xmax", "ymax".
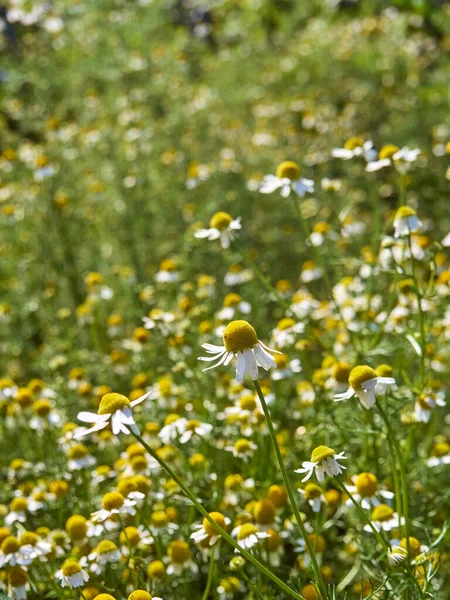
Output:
[
  {"xmin": 344, "ymin": 137, "xmax": 364, "ymax": 150},
  {"xmin": 254, "ymin": 499, "xmax": 276, "ymax": 525},
  {"xmin": 98, "ymin": 393, "xmax": 130, "ymax": 415},
  {"xmin": 379, "ymin": 144, "xmax": 399, "ymax": 160},
  {"xmin": 303, "ymin": 483, "xmax": 323, "ymax": 500},
  {"xmin": 276, "ymin": 161, "xmax": 301, "ymax": 180},
  {"xmin": 355, "ymin": 472, "xmax": 378, "ymax": 497},
  {"xmin": 311, "ymin": 446, "xmax": 335, "ymax": 463},
  {"xmin": 8, "ymin": 567, "xmax": 29, "ymax": 588},
  {"xmin": 203, "ymin": 512, "xmax": 226, "ymax": 537},
  {"xmin": 102, "ymin": 491, "xmax": 125, "ymax": 511},
  {"xmin": 400, "ymin": 537, "xmax": 421, "ymax": 559},
  {"xmin": 61, "ymin": 559, "xmax": 82, "ymax": 576},
  {"xmin": 395, "ymin": 205, "xmax": 417, "ymax": 220},
  {"xmin": 1, "ymin": 535, "xmax": 21, "ymax": 554},
  {"xmin": 237, "ymin": 523, "xmax": 259, "ymax": 540},
  {"xmin": 66, "ymin": 515, "xmax": 88, "ymax": 540},
  {"xmin": 210, "ymin": 212, "xmax": 232, "ymax": 230},
  {"xmin": 371, "ymin": 504, "xmax": 394, "ymax": 522},
  {"xmin": 349, "ymin": 365, "xmax": 377, "ymax": 391},
  {"xmin": 128, "ymin": 592, "xmax": 152, "ymax": 600},
  {"xmin": 223, "ymin": 320, "xmax": 258, "ymax": 353},
  {"xmin": 168, "ymin": 540, "xmax": 190, "ymax": 563}
]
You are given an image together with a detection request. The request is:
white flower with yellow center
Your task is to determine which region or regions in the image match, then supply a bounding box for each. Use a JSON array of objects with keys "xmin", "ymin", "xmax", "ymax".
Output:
[
  {"xmin": 427, "ymin": 442, "xmax": 450, "ymax": 468},
  {"xmin": 166, "ymin": 540, "xmax": 198, "ymax": 575},
  {"xmin": 159, "ymin": 417, "xmax": 213, "ymax": 445},
  {"xmin": 393, "ymin": 206, "xmax": 422, "ymax": 238},
  {"xmin": 198, "ymin": 320, "xmax": 280, "ymax": 382},
  {"xmin": 295, "ymin": 446, "xmax": 347, "ymax": 482},
  {"xmin": 414, "ymin": 393, "xmax": 446, "ymax": 423},
  {"xmin": 0, "ymin": 536, "xmax": 34, "ymax": 568},
  {"xmin": 345, "ymin": 472, "xmax": 394, "ymax": 509},
  {"xmin": 231, "ymin": 523, "xmax": 270, "ymax": 550},
  {"xmin": 91, "ymin": 491, "xmax": 137, "ymax": 523},
  {"xmin": 56, "ymin": 559, "xmax": 89, "ymax": 588},
  {"xmin": 363, "ymin": 504, "xmax": 404, "ymax": 533},
  {"xmin": 259, "ymin": 161, "xmax": 314, "ymax": 198},
  {"xmin": 366, "ymin": 145, "xmax": 420, "ymax": 173},
  {"xmin": 194, "ymin": 212, "xmax": 241, "ymax": 249},
  {"xmin": 190, "ymin": 512, "xmax": 231, "ymax": 547},
  {"xmin": 88, "ymin": 539, "xmax": 121, "ymax": 566},
  {"xmin": 334, "ymin": 365, "xmax": 396, "ymax": 409},
  {"xmin": 331, "ymin": 137, "xmax": 376, "ymax": 161},
  {"xmin": 75, "ymin": 391, "xmax": 150, "ymax": 438},
  {"xmin": 297, "ymin": 483, "xmax": 326, "ymax": 513},
  {"xmin": 7, "ymin": 566, "xmax": 29, "ymax": 600}
]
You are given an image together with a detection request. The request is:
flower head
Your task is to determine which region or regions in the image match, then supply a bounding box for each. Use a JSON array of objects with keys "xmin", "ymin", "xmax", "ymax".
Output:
[
  {"xmin": 295, "ymin": 446, "xmax": 347, "ymax": 482},
  {"xmin": 393, "ymin": 206, "xmax": 422, "ymax": 238},
  {"xmin": 195, "ymin": 212, "xmax": 241, "ymax": 249},
  {"xmin": 334, "ymin": 365, "xmax": 395, "ymax": 409},
  {"xmin": 75, "ymin": 391, "xmax": 150, "ymax": 438},
  {"xmin": 57, "ymin": 559, "xmax": 89, "ymax": 588},
  {"xmin": 198, "ymin": 320, "xmax": 280, "ymax": 382},
  {"xmin": 259, "ymin": 161, "xmax": 314, "ymax": 198}
]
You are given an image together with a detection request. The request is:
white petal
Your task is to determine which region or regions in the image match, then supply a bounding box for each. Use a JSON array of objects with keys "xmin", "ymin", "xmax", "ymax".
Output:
[{"xmin": 77, "ymin": 412, "xmax": 109, "ymax": 423}]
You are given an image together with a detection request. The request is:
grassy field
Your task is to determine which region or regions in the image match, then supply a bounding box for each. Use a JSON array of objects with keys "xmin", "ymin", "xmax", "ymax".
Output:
[{"xmin": 1, "ymin": 1, "xmax": 450, "ymax": 599}]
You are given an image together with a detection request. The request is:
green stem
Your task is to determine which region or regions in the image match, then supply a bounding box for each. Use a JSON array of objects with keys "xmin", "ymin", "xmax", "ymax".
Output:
[
  {"xmin": 407, "ymin": 233, "xmax": 426, "ymax": 388},
  {"xmin": 375, "ymin": 398, "xmax": 411, "ymax": 559},
  {"xmin": 201, "ymin": 545, "xmax": 216, "ymax": 600},
  {"xmin": 131, "ymin": 432, "xmax": 304, "ymax": 600},
  {"xmin": 253, "ymin": 380, "xmax": 328, "ymax": 600},
  {"xmin": 334, "ymin": 479, "xmax": 390, "ymax": 553}
]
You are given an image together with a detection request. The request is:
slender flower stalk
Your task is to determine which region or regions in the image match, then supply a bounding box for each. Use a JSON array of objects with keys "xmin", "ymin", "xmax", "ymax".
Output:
[
  {"xmin": 253, "ymin": 380, "xmax": 328, "ymax": 600},
  {"xmin": 131, "ymin": 432, "xmax": 304, "ymax": 600},
  {"xmin": 407, "ymin": 232, "xmax": 426, "ymax": 387}
]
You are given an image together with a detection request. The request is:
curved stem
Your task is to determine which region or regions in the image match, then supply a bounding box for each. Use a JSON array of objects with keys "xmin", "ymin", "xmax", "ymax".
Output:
[
  {"xmin": 253, "ymin": 380, "xmax": 328, "ymax": 600},
  {"xmin": 131, "ymin": 432, "xmax": 304, "ymax": 600},
  {"xmin": 201, "ymin": 545, "xmax": 216, "ymax": 600},
  {"xmin": 334, "ymin": 479, "xmax": 390, "ymax": 553}
]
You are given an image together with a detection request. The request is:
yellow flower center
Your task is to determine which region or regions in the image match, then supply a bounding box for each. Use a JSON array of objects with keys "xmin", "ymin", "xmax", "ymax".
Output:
[
  {"xmin": 147, "ymin": 560, "xmax": 165, "ymax": 579},
  {"xmin": 344, "ymin": 137, "xmax": 364, "ymax": 150},
  {"xmin": 120, "ymin": 526, "xmax": 140, "ymax": 547},
  {"xmin": 234, "ymin": 439, "xmax": 252, "ymax": 454},
  {"xmin": 186, "ymin": 419, "xmax": 201, "ymax": 432},
  {"xmin": 151, "ymin": 511, "xmax": 169, "ymax": 528},
  {"xmin": 66, "ymin": 515, "xmax": 87, "ymax": 539},
  {"xmin": 371, "ymin": 504, "xmax": 394, "ymax": 522},
  {"xmin": 268, "ymin": 484, "xmax": 288, "ymax": 508},
  {"xmin": 239, "ymin": 395, "xmax": 257, "ymax": 411},
  {"xmin": 400, "ymin": 537, "xmax": 421, "ymax": 558},
  {"xmin": 68, "ymin": 444, "xmax": 88, "ymax": 459},
  {"xmin": 158, "ymin": 377, "xmax": 173, "ymax": 397},
  {"xmin": 266, "ymin": 528, "xmax": 281, "ymax": 551},
  {"xmin": 378, "ymin": 144, "xmax": 399, "ymax": 160},
  {"xmin": 332, "ymin": 362, "xmax": 351, "ymax": 383},
  {"xmin": 94, "ymin": 595, "xmax": 117, "ymax": 600},
  {"xmin": 303, "ymin": 483, "xmax": 323, "ymax": 500},
  {"xmin": 417, "ymin": 394, "xmax": 434, "ymax": 410},
  {"xmin": 432, "ymin": 442, "xmax": 450, "ymax": 457},
  {"xmin": 61, "ymin": 559, "xmax": 82, "ymax": 576},
  {"xmin": 128, "ymin": 592, "xmax": 152, "ymax": 600},
  {"xmin": 223, "ymin": 293, "xmax": 242, "ymax": 307},
  {"xmin": 355, "ymin": 472, "xmax": 378, "ymax": 497},
  {"xmin": 308, "ymin": 533, "xmax": 326, "ymax": 554},
  {"xmin": 210, "ymin": 211, "xmax": 233, "ymax": 230},
  {"xmin": 98, "ymin": 393, "xmax": 131, "ymax": 415},
  {"xmin": 1, "ymin": 536, "xmax": 21, "ymax": 554},
  {"xmin": 395, "ymin": 205, "xmax": 416, "ymax": 220},
  {"xmin": 311, "ymin": 445, "xmax": 335, "ymax": 463},
  {"xmin": 168, "ymin": 540, "xmax": 190, "ymax": 563},
  {"xmin": 254, "ymin": 499, "xmax": 276, "ymax": 525},
  {"xmin": 349, "ymin": 365, "xmax": 377, "ymax": 391},
  {"xmin": 275, "ymin": 161, "xmax": 301, "ymax": 180},
  {"xmin": 203, "ymin": 512, "xmax": 226, "ymax": 537},
  {"xmin": 10, "ymin": 497, "xmax": 28, "ymax": 512},
  {"xmin": 20, "ymin": 532, "xmax": 38, "ymax": 546},
  {"xmin": 96, "ymin": 540, "xmax": 118, "ymax": 554},
  {"xmin": 102, "ymin": 491, "xmax": 125, "ymax": 511},
  {"xmin": 223, "ymin": 320, "xmax": 258, "ymax": 353},
  {"xmin": 33, "ymin": 399, "xmax": 52, "ymax": 417},
  {"xmin": 277, "ymin": 318, "xmax": 296, "ymax": 331},
  {"xmin": 237, "ymin": 523, "xmax": 259, "ymax": 540},
  {"xmin": 8, "ymin": 567, "xmax": 29, "ymax": 587}
]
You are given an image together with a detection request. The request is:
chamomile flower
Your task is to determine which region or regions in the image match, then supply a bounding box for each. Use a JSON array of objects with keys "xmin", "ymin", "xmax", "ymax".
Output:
[
  {"xmin": 226, "ymin": 438, "xmax": 258, "ymax": 461},
  {"xmin": 198, "ymin": 320, "xmax": 280, "ymax": 382},
  {"xmin": 363, "ymin": 504, "xmax": 404, "ymax": 533},
  {"xmin": 393, "ymin": 206, "xmax": 423, "ymax": 238},
  {"xmin": 7, "ymin": 566, "xmax": 30, "ymax": 600},
  {"xmin": 427, "ymin": 442, "xmax": 450, "ymax": 467},
  {"xmin": 194, "ymin": 212, "xmax": 241, "ymax": 249},
  {"xmin": 366, "ymin": 145, "xmax": 420, "ymax": 173},
  {"xmin": 0, "ymin": 536, "xmax": 33, "ymax": 568},
  {"xmin": 331, "ymin": 137, "xmax": 376, "ymax": 161},
  {"xmin": 4, "ymin": 497, "xmax": 43, "ymax": 526},
  {"xmin": 414, "ymin": 393, "xmax": 446, "ymax": 423},
  {"xmin": 345, "ymin": 472, "xmax": 394, "ymax": 509},
  {"xmin": 259, "ymin": 161, "xmax": 314, "ymax": 198},
  {"xmin": 159, "ymin": 417, "xmax": 213, "ymax": 445},
  {"xmin": 56, "ymin": 559, "xmax": 89, "ymax": 588},
  {"xmin": 166, "ymin": 540, "xmax": 198, "ymax": 575},
  {"xmin": 295, "ymin": 445, "xmax": 347, "ymax": 483},
  {"xmin": 88, "ymin": 540, "xmax": 121, "ymax": 567},
  {"xmin": 91, "ymin": 491, "xmax": 137, "ymax": 523},
  {"xmin": 190, "ymin": 512, "xmax": 231, "ymax": 548},
  {"xmin": 231, "ymin": 523, "xmax": 270, "ymax": 550},
  {"xmin": 298, "ymin": 483, "xmax": 326, "ymax": 513},
  {"xmin": 75, "ymin": 391, "xmax": 150, "ymax": 438},
  {"xmin": 128, "ymin": 590, "xmax": 163, "ymax": 600},
  {"xmin": 334, "ymin": 365, "xmax": 396, "ymax": 409}
]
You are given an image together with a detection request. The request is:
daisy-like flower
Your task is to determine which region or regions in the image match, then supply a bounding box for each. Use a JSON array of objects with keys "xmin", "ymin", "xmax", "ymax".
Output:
[
  {"xmin": 259, "ymin": 161, "xmax": 314, "ymax": 198},
  {"xmin": 427, "ymin": 442, "xmax": 450, "ymax": 467},
  {"xmin": 331, "ymin": 137, "xmax": 376, "ymax": 161},
  {"xmin": 414, "ymin": 393, "xmax": 446, "ymax": 423},
  {"xmin": 7, "ymin": 566, "xmax": 30, "ymax": 600},
  {"xmin": 334, "ymin": 365, "xmax": 396, "ymax": 409},
  {"xmin": 225, "ymin": 438, "xmax": 258, "ymax": 461},
  {"xmin": 4, "ymin": 497, "xmax": 43, "ymax": 526},
  {"xmin": 297, "ymin": 482, "xmax": 326, "ymax": 513},
  {"xmin": 363, "ymin": 504, "xmax": 404, "ymax": 533},
  {"xmin": 194, "ymin": 211, "xmax": 241, "ymax": 249},
  {"xmin": 389, "ymin": 536, "xmax": 429, "ymax": 566},
  {"xmin": 87, "ymin": 539, "xmax": 121, "ymax": 567},
  {"xmin": 231, "ymin": 523, "xmax": 270, "ymax": 550},
  {"xmin": 56, "ymin": 559, "xmax": 89, "ymax": 588},
  {"xmin": 190, "ymin": 512, "xmax": 230, "ymax": 547},
  {"xmin": 393, "ymin": 206, "xmax": 423, "ymax": 238},
  {"xmin": 366, "ymin": 145, "xmax": 420, "ymax": 173},
  {"xmin": 166, "ymin": 540, "xmax": 198, "ymax": 575},
  {"xmin": 75, "ymin": 391, "xmax": 150, "ymax": 438},
  {"xmin": 344, "ymin": 472, "xmax": 394, "ymax": 509},
  {"xmin": 91, "ymin": 491, "xmax": 137, "ymax": 523},
  {"xmin": 159, "ymin": 416, "xmax": 213, "ymax": 445},
  {"xmin": 198, "ymin": 320, "xmax": 280, "ymax": 382},
  {"xmin": 128, "ymin": 590, "xmax": 163, "ymax": 600},
  {"xmin": 295, "ymin": 445, "xmax": 347, "ymax": 483},
  {"xmin": 0, "ymin": 536, "xmax": 34, "ymax": 568}
]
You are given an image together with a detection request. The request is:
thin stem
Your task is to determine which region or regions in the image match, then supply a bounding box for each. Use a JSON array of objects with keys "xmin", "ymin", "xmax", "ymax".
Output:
[
  {"xmin": 253, "ymin": 380, "xmax": 328, "ymax": 600},
  {"xmin": 407, "ymin": 233, "xmax": 426, "ymax": 388},
  {"xmin": 131, "ymin": 432, "xmax": 304, "ymax": 600},
  {"xmin": 201, "ymin": 545, "xmax": 216, "ymax": 600},
  {"xmin": 334, "ymin": 479, "xmax": 390, "ymax": 553},
  {"xmin": 375, "ymin": 398, "xmax": 411, "ymax": 559}
]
